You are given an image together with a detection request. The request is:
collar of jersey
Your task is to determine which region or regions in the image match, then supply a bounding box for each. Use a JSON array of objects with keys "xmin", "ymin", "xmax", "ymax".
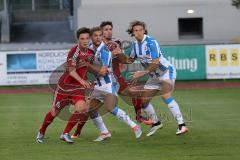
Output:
[
  {"xmin": 134, "ymin": 34, "xmax": 147, "ymax": 43},
  {"xmin": 96, "ymin": 41, "xmax": 105, "ymax": 52}
]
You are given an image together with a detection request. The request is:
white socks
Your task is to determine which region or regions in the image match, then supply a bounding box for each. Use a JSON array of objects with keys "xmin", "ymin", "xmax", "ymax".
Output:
[
  {"xmin": 111, "ymin": 106, "xmax": 136, "ymax": 128},
  {"xmin": 164, "ymin": 97, "xmax": 184, "ymax": 125},
  {"xmin": 142, "ymin": 103, "xmax": 159, "ymax": 123},
  {"xmin": 90, "ymin": 113, "xmax": 109, "ymax": 134}
]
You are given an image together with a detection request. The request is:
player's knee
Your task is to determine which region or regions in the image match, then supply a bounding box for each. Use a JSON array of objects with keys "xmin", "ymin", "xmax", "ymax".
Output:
[
  {"xmin": 75, "ymin": 101, "xmax": 88, "ymax": 113},
  {"xmin": 105, "ymin": 106, "xmax": 112, "ymax": 112},
  {"xmin": 76, "ymin": 107, "xmax": 88, "ymax": 114},
  {"xmin": 161, "ymin": 93, "xmax": 172, "ymax": 100},
  {"xmin": 50, "ymin": 108, "xmax": 59, "ymax": 117}
]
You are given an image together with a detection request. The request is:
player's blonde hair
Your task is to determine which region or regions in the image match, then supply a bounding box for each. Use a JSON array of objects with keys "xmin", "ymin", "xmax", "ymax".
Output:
[
  {"xmin": 90, "ymin": 27, "xmax": 102, "ymax": 36},
  {"xmin": 127, "ymin": 20, "xmax": 148, "ymax": 37}
]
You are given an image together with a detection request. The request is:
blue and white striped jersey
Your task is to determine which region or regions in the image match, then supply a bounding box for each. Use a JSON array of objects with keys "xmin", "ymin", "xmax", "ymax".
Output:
[
  {"xmin": 90, "ymin": 42, "xmax": 116, "ymax": 86},
  {"xmin": 130, "ymin": 34, "xmax": 171, "ymax": 78}
]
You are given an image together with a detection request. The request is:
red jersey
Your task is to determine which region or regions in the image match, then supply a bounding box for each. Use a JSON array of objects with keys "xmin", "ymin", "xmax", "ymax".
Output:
[
  {"xmin": 110, "ymin": 38, "xmax": 122, "ymax": 79},
  {"xmin": 110, "ymin": 39, "xmax": 129, "ymax": 92},
  {"xmin": 58, "ymin": 45, "xmax": 94, "ymax": 90}
]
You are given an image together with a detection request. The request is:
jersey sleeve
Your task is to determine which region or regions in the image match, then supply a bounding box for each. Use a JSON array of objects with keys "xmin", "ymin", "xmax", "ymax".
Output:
[
  {"xmin": 66, "ymin": 47, "xmax": 78, "ymax": 68},
  {"xmin": 130, "ymin": 43, "xmax": 137, "ymax": 59},
  {"xmin": 88, "ymin": 50, "xmax": 95, "ymax": 64}
]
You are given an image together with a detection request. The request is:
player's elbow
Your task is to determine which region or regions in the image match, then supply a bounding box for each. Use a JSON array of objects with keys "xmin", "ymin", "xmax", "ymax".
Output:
[{"xmin": 68, "ymin": 67, "xmax": 76, "ymax": 75}]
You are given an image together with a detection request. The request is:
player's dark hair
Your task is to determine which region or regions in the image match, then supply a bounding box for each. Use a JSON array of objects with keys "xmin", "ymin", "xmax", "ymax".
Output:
[
  {"xmin": 127, "ymin": 20, "xmax": 148, "ymax": 37},
  {"xmin": 100, "ymin": 21, "xmax": 113, "ymax": 29},
  {"xmin": 76, "ymin": 27, "xmax": 90, "ymax": 39},
  {"xmin": 90, "ymin": 27, "xmax": 102, "ymax": 36}
]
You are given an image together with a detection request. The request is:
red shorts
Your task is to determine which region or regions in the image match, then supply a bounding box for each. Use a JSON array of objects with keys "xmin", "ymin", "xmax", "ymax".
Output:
[{"xmin": 52, "ymin": 86, "xmax": 85, "ymax": 110}]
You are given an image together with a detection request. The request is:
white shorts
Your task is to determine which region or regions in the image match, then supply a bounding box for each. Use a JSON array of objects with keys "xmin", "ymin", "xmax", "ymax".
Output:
[
  {"xmin": 90, "ymin": 83, "xmax": 118, "ymax": 102},
  {"xmin": 144, "ymin": 66, "xmax": 176, "ymax": 90}
]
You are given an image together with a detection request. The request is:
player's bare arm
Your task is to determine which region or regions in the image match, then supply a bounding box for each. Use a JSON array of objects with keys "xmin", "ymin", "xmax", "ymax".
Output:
[
  {"xmin": 87, "ymin": 63, "xmax": 109, "ymax": 76},
  {"xmin": 113, "ymin": 51, "xmax": 135, "ymax": 64},
  {"xmin": 68, "ymin": 66, "xmax": 91, "ymax": 88},
  {"xmin": 131, "ymin": 58, "xmax": 159, "ymax": 85}
]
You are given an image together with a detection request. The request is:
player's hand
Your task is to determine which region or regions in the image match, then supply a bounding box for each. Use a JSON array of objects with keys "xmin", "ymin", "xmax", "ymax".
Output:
[
  {"xmin": 98, "ymin": 67, "xmax": 109, "ymax": 76},
  {"xmin": 79, "ymin": 79, "xmax": 92, "ymax": 89},
  {"xmin": 126, "ymin": 57, "xmax": 135, "ymax": 64},
  {"xmin": 133, "ymin": 71, "xmax": 148, "ymax": 79},
  {"xmin": 112, "ymin": 47, "xmax": 122, "ymax": 56},
  {"xmin": 130, "ymin": 71, "xmax": 148, "ymax": 85},
  {"xmin": 130, "ymin": 78, "xmax": 138, "ymax": 85},
  {"xmin": 77, "ymin": 61, "xmax": 88, "ymax": 68}
]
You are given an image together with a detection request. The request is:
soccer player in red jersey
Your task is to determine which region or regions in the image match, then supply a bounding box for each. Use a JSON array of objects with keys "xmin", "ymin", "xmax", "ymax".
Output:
[{"xmin": 36, "ymin": 27, "xmax": 95, "ymax": 144}]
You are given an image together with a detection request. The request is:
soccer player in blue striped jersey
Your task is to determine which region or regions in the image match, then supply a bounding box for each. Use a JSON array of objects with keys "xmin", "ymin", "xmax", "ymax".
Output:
[
  {"xmin": 116, "ymin": 20, "xmax": 188, "ymax": 135},
  {"xmin": 71, "ymin": 22, "xmax": 152, "ymax": 141},
  {"xmin": 87, "ymin": 27, "xmax": 142, "ymax": 140}
]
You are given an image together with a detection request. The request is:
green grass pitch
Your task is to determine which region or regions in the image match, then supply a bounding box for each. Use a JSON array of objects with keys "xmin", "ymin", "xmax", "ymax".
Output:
[{"xmin": 0, "ymin": 88, "xmax": 240, "ymax": 160}]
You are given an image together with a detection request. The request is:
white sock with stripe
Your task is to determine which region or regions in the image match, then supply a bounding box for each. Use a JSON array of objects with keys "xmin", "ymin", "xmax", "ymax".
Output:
[
  {"xmin": 90, "ymin": 112, "xmax": 109, "ymax": 134},
  {"xmin": 111, "ymin": 106, "xmax": 137, "ymax": 128},
  {"xmin": 142, "ymin": 103, "xmax": 159, "ymax": 123},
  {"xmin": 164, "ymin": 97, "xmax": 184, "ymax": 125}
]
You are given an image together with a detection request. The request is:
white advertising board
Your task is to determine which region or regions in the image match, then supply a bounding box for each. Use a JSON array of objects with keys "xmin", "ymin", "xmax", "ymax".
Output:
[
  {"xmin": 0, "ymin": 50, "xmax": 68, "ymax": 85},
  {"xmin": 206, "ymin": 45, "xmax": 240, "ymax": 79}
]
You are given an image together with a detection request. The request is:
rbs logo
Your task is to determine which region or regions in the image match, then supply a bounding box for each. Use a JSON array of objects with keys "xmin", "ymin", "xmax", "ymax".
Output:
[{"xmin": 208, "ymin": 48, "xmax": 239, "ymax": 67}]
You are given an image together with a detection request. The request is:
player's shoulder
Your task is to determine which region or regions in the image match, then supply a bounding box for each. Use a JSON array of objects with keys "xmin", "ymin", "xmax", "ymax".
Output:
[
  {"xmin": 145, "ymin": 35, "xmax": 159, "ymax": 47},
  {"xmin": 67, "ymin": 45, "xmax": 79, "ymax": 57},
  {"xmin": 70, "ymin": 45, "xmax": 79, "ymax": 51},
  {"xmin": 145, "ymin": 35, "xmax": 156, "ymax": 43},
  {"xmin": 68, "ymin": 45, "xmax": 78, "ymax": 53},
  {"xmin": 101, "ymin": 43, "xmax": 111, "ymax": 53}
]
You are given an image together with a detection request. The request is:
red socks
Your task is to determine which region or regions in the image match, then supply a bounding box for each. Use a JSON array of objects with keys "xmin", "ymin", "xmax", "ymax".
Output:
[
  {"xmin": 132, "ymin": 98, "xmax": 143, "ymax": 120},
  {"xmin": 73, "ymin": 121, "xmax": 87, "ymax": 136},
  {"xmin": 39, "ymin": 111, "xmax": 55, "ymax": 134},
  {"xmin": 63, "ymin": 111, "xmax": 89, "ymax": 134}
]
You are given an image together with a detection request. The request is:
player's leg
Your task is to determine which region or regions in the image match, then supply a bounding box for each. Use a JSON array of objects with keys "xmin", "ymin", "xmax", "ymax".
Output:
[
  {"xmin": 120, "ymin": 84, "xmax": 154, "ymax": 125},
  {"xmin": 70, "ymin": 98, "xmax": 91, "ymax": 139},
  {"xmin": 36, "ymin": 107, "xmax": 60, "ymax": 143},
  {"xmin": 131, "ymin": 98, "xmax": 143, "ymax": 121},
  {"xmin": 71, "ymin": 99, "xmax": 107, "ymax": 140},
  {"xmin": 82, "ymin": 88, "xmax": 112, "ymax": 141},
  {"xmin": 88, "ymin": 99, "xmax": 111, "ymax": 141},
  {"xmin": 104, "ymin": 93, "xmax": 142, "ymax": 139},
  {"xmin": 60, "ymin": 98, "xmax": 89, "ymax": 143},
  {"xmin": 70, "ymin": 97, "xmax": 94, "ymax": 139},
  {"xmin": 38, "ymin": 107, "xmax": 60, "ymax": 134},
  {"xmin": 71, "ymin": 120, "xmax": 86, "ymax": 139},
  {"xmin": 160, "ymin": 66, "xmax": 188, "ymax": 135},
  {"xmin": 139, "ymin": 88, "xmax": 163, "ymax": 136},
  {"xmin": 128, "ymin": 84, "xmax": 162, "ymax": 125},
  {"xmin": 36, "ymin": 89, "xmax": 68, "ymax": 143},
  {"xmin": 117, "ymin": 77, "xmax": 144, "ymax": 123},
  {"xmin": 161, "ymin": 85, "xmax": 188, "ymax": 135}
]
